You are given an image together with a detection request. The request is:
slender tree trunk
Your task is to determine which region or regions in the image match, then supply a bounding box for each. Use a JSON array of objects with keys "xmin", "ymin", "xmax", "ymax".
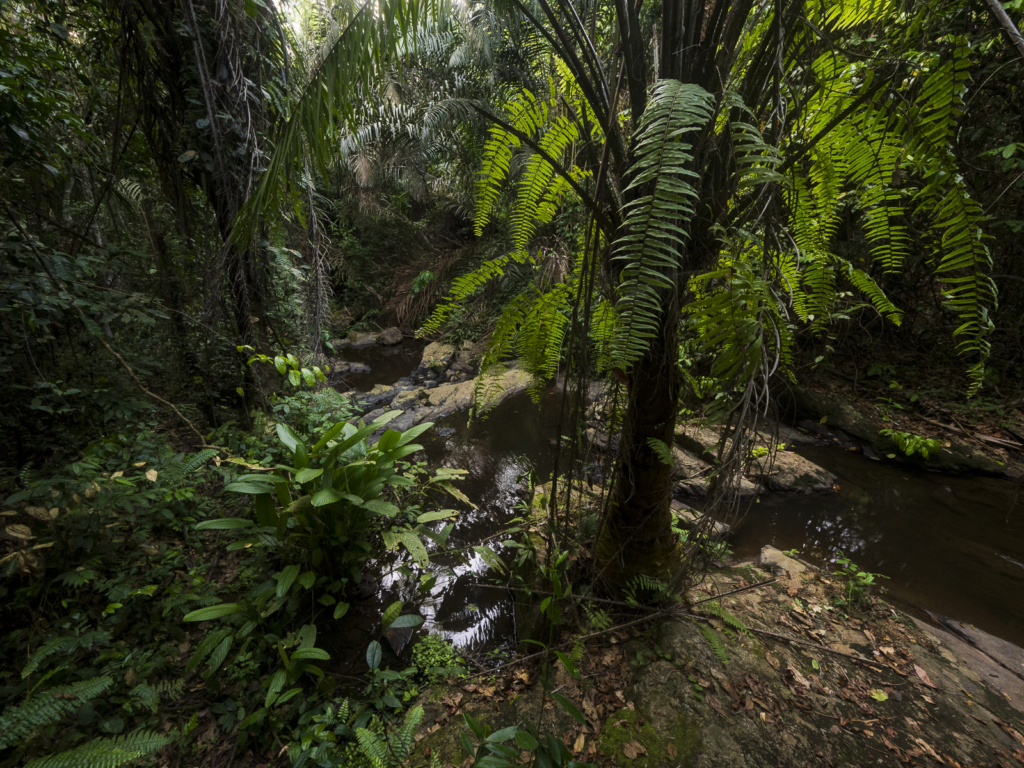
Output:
[{"xmin": 595, "ymin": 304, "xmax": 682, "ymax": 587}]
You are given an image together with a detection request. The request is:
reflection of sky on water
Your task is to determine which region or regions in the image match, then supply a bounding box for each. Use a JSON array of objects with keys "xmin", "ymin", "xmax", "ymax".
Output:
[
  {"xmin": 734, "ymin": 446, "xmax": 1024, "ymax": 646},
  {"xmin": 373, "ymin": 389, "xmax": 564, "ymax": 655}
]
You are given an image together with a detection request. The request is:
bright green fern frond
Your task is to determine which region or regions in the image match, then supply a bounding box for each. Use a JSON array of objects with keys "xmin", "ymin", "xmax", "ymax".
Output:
[
  {"xmin": 177, "ymin": 449, "xmax": 218, "ymax": 476},
  {"xmin": 698, "ymin": 624, "xmax": 730, "ymax": 665},
  {"xmin": 24, "ymin": 729, "xmax": 172, "ymax": 768},
  {"xmin": 0, "ymin": 676, "xmax": 113, "ymax": 750},
  {"xmin": 22, "ymin": 631, "xmax": 111, "ymax": 679},
  {"xmin": 610, "ymin": 79, "xmax": 714, "ymax": 370},
  {"xmin": 699, "ymin": 600, "xmax": 749, "ymax": 635}
]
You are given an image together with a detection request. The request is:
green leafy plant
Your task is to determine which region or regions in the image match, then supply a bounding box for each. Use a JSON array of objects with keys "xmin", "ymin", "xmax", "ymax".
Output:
[
  {"xmin": 879, "ymin": 429, "xmax": 945, "ymax": 459},
  {"xmin": 832, "ymin": 550, "xmax": 888, "ymax": 606}
]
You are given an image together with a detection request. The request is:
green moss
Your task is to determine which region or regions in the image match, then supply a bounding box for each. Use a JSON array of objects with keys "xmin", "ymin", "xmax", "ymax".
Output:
[{"xmin": 598, "ymin": 707, "xmax": 701, "ymax": 766}]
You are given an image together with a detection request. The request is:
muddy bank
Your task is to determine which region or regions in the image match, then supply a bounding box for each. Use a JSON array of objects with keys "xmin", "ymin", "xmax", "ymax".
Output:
[{"xmin": 409, "ymin": 550, "xmax": 1024, "ymax": 767}]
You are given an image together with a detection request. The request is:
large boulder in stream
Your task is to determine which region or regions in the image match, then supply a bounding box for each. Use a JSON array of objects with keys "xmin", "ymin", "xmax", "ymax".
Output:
[
  {"xmin": 748, "ymin": 450, "xmax": 837, "ymax": 493},
  {"xmin": 377, "ymin": 327, "xmax": 403, "ymax": 345},
  {"xmin": 337, "ymin": 330, "xmax": 378, "ymax": 348},
  {"xmin": 673, "ymin": 421, "xmax": 836, "ymax": 494},
  {"xmin": 778, "ymin": 384, "xmax": 1008, "ymax": 476},
  {"xmin": 420, "ymin": 342, "xmax": 455, "ymax": 371}
]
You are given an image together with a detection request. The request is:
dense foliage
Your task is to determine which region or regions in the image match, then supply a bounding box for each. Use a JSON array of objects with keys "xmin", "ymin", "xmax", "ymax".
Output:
[{"xmin": 1, "ymin": 0, "xmax": 1022, "ymax": 764}]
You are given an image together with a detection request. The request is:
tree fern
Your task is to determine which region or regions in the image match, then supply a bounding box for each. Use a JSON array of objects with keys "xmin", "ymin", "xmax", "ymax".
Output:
[
  {"xmin": 609, "ymin": 80, "xmax": 713, "ymax": 370},
  {"xmin": 24, "ymin": 729, "xmax": 172, "ymax": 768},
  {"xmin": 0, "ymin": 677, "xmax": 113, "ymax": 750}
]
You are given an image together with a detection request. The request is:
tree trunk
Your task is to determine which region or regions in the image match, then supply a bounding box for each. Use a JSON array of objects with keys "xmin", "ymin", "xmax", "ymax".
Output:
[{"xmin": 595, "ymin": 313, "xmax": 682, "ymax": 588}]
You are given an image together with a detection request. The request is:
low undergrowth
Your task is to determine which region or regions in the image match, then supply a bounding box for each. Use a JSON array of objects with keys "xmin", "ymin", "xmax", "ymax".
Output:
[{"xmin": 0, "ymin": 383, "xmax": 473, "ymax": 768}]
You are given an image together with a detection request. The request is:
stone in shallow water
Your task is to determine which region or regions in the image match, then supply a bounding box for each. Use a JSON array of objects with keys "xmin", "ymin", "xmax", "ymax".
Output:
[
  {"xmin": 377, "ymin": 327, "xmax": 402, "ymax": 345},
  {"xmin": 748, "ymin": 450, "xmax": 836, "ymax": 493},
  {"xmin": 420, "ymin": 341, "xmax": 455, "ymax": 371}
]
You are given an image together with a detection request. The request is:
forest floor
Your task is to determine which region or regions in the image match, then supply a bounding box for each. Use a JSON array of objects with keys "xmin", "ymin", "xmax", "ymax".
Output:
[{"xmin": 409, "ymin": 548, "xmax": 1024, "ymax": 768}]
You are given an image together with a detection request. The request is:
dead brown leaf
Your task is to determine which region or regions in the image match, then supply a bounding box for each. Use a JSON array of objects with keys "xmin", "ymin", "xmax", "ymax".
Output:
[
  {"xmin": 914, "ymin": 664, "xmax": 938, "ymax": 689},
  {"xmin": 621, "ymin": 741, "xmax": 647, "ymax": 759},
  {"xmin": 573, "ymin": 733, "xmax": 585, "ymax": 754}
]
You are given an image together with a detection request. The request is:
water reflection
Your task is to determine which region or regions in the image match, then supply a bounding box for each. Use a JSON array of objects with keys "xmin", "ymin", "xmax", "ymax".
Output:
[{"xmin": 733, "ymin": 446, "xmax": 1024, "ymax": 646}]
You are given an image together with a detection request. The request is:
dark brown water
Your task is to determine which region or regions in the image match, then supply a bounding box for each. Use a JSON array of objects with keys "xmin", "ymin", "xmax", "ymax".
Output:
[
  {"xmin": 334, "ymin": 338, "xmax": 428, "ymax": 392},
  {"xmin": 732, "ymin": 446, "xmax": 1024, "ymax": 647},
  {"xmin": 336, "ymin": 343, "xmax": 1024, "ymax": 659}
]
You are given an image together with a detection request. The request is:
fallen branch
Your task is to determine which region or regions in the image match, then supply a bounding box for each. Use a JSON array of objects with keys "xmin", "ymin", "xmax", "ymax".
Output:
[{"xmin": 917, "ymin": 415, "xmax": 1023, "ymax": 451}]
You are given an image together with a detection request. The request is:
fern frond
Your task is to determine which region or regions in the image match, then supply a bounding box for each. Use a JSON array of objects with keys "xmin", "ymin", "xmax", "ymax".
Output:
[
  {"xmin": 23, "ymin": 632, "xmax": 111, "ymax": 679},
  {"xmin": 0, "ymin": 676, "xmax": 113, "ymax": 750},
  {"xmin": 180, "ymin": 449, "xmax": 218, "ymax": 475},
  {"xmin": 698, "ymin": 625, "xmax": 729, "ymax": 665},
  {"xmin": 699, "ymin": 600, "xmax": 749, "ymax": 635},
  {"xmin": 24, "ymin": 729, "xmax": 172, "ymax": 768},
  {"xmin": 124, "ymin": 684, "xmax": 159, "ymax": 715},
  {"xmin": 610, "ymin": 79, "xmax": 713, "ymax": 370}
]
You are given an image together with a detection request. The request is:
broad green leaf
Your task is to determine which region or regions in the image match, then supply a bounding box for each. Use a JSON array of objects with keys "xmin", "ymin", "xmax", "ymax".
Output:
[
  {"xmin": 184, "ymin": 603, "xmax": 241, "ymax": 622},
  {"xmin": 370, "ymin": 410, "xmax": 403, "ymax": 428},
  {"xmin": 276, "ymin": 423, "xmax": 302, "ymax": 453},
  {"xmin": 291, "ymin": 647, "xmax": 330, "ymax": 661},
  {"xmin": 254, "ymin": 493, "xmax": 277, "ymax": 528},
  {"xmin": 333, "ymin": 602, "xmax": 350, "ymax": 619},
  {"xmin": 265, "ymin": 669, "xmax": 286, "ymax": 708},
  {"xmin": 396, "ymin": 422, "xmax": 433, "ymax": 447},
  {"xmin": 312, "ymin": 421, "xmax": 347, "ymax": 452},
  {"xmin": 382, "ymin": 601, "xmax": 403, "ymax": 627},
  {"xmin": 416, "ymin": 509, "xmax": 457, "ymax": 524},
  {"xmin": 363, "ymin": 499, "xmax": 400, "ymax": 516},
  {"xmin": 514, "ymin": 730, "xmax": 539, "ymax": 750},
  {"xmin": 554, "ymin": 651, "xmax": 580, "ymax": 679},
  {"xmin": 377, "ymin": 429, "xmax": 401, "ymax": 452},
  {"xmin": 435, "ymin": 480, "xmax": 475, "ymax": 508},
  {"xmin": 399, "ymin": 531, "xmax": 429, "ymax": 567},
  {"xmin": 295, "ymin": 468, "xmax": 323, "ymax": 484},
  {"xmin": 487, "ymin": 726, "xmax": 519, "ymax": 743},
  {"xmin": 311, "ymin": 488, "xmax": 342, "ymax": 507},
  {"xmin": 388, "ymin": 614, "xmax": 424, "ymax": 629},
  {"xmin": 297, "ymin": 571, "xmax": 315, "ymax": 590},
  {"xmin": 473, "ymin": 545, "xmax": 507, "ymax": 574},
  {"xmin": 275, "ymin": 565, "xmax": 300, "ymax": 598},
  {"xmin": 551, "ymin": 692, "xmax": 585, "ymax": 724},
  {"xmin": 225, "ymin": 482, "xmax": 274, "ymax": 495},
  {"xmin": 196, "ymin": 518, "xmax": 253, "ymax": 530},
  {"xmin": 366, "ymin": 640, "xmax": 382, "ymax": 670}
]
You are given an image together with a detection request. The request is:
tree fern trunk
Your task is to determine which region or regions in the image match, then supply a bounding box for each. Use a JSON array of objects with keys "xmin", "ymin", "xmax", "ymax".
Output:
[{"xmin": 596, "ymin": 314, "xmax": 681, "ymax": 587}]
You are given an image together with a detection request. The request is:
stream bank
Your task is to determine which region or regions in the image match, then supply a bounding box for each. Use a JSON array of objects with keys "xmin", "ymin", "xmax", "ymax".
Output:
[
  {"xmin": 411, "ymin": 549, "xmax": 1024, "ymax": 768},
  {"xmin": 328, "ymin": 336, "xmax": 1024, "ymax": 661}
]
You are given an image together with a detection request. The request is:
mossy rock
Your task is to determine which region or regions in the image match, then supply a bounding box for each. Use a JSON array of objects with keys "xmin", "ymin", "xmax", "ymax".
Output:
[{"xmin": 598, "ymin": 706, "xmax": 700, "ymax": 767}]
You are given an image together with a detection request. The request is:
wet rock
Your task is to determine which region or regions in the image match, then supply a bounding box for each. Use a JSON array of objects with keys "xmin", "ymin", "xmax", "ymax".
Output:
[
  {"xmin": 747, "ymin": 450, "xmax": 836, "ymax": 493},
  {"xmin": 758, "ymin": 545, "xmax": 807, "ymax": 584},
  {"xmin": 420, "ymin": 341, "xmax": 455, "ymax": 371},
  {"xmin": 780, "ymin": 384, "xmax": 1008, "ymax": 476},
  {"xmin": 424, "ymin": 379, "xmax": 437, "ymax": 389},
  {"xmin": 344, "ymin": 330, "xmax": 378, "ymax": 348},
  {"xmin": 328, "ymin": 359, "xmax": 371, "ymax": 376},
  {"xmin": 383, "ymin": 625, "xmax": 414, "ymax": 656},
  {"xmin": 671, "ymin": 500, "xmax": 730, "ymax": 540},
  {"xmin": 672, "ymin": 446, "xmax": 712, "ymax": 496},
  {"xmin": 377, "ymin": 327, "xmax": 403, "ymax": 345},
  {"xmin": 674, "ymin": 424, "xmax": 723, "ymax": 464}
]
